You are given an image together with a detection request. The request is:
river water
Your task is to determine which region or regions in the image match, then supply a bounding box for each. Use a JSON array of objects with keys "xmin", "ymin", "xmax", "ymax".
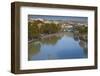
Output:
[{"xmin": 28, "ymin": 32, "xmax": 88, "ymax": 61}]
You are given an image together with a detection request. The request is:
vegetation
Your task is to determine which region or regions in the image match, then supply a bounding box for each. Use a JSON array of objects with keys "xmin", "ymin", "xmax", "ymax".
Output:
[
  {"xmin": 40, "ymin": 23, "xmax": 61, "ymax": 34},
  {"xmin": 28, "ymin": 20, "xmax": 87, "ymax": 42},
  {"xmin": 74, "ymin": 25, "xmax": 87, "ymax": 34},
  {"xmin": 79, "ymin": 25, "xmax": 87, "ymax": 34},
  {"xmin": 73, "ymin": 25, "xmax": 88, "ymax": 41},
  {"xmin": 28, "ymin": 22, "xmax": 40, "ymax": 40},
  {"xmin": 28, "ymin": 21, "xmax": 61, "ymax": 40}
]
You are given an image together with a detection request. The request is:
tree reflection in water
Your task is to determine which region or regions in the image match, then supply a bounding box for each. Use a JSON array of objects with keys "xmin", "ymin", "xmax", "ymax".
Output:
[
  {"xmin": 41, "ymin": 36, "xmax": 61, "ymax": 45},
  {"xmin": 28, "ymin": 42, "xmax": 41, "ymax": 60},
  {"xmin": 73, "ymin": 32, "xmax": 88, "ymax": 58},
  {"xmin": 73, "ymin": 33, "xmax": 79, "ymax": 41},
  {"xmin": 79, "ymin": 40, "xmax": 88, "ymax": 57},
  {"xmin": 28, "ymin": 35, "xmax": 61, "ymax": 60},
  {"xmin": 28, "ymin": 32, "xmax": 88, "ymax": 60}
]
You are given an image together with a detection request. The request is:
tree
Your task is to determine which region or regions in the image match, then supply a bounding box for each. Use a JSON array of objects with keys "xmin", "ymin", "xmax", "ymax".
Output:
[
  {"xmin": 28, "ymin": 20, "xmax": 62, "ymax": 40},
  {"xmin": 28, "ymin": 22, "xmax": 33, "ymax": 40},
  {"xmin": 79, "ymin": 25, "xmax": 87, "ymax": 34},
  {"xmin": 28, "ymin": 22, "xmax": 40, "ymax": 40},
  {"xmin": 31, "ymin": 22, "xmax": 40, "ymax": 38},
  {"xmin": 40, "ymin": 22, "xmax": 61, "ymax": 34},
  {"xmin": 40, "ymin": 23, "xmax": 51, "ymax": 34}
]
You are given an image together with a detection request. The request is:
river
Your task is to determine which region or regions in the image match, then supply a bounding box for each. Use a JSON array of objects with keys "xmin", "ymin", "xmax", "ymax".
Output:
[{"xmin": 28, "ymin": 32, "xmax": 88, "ymax": 61}]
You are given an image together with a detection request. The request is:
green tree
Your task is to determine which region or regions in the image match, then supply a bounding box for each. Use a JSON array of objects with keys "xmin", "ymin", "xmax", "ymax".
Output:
[
  {"xmin": 28, "ymin": 22, "xmax": 40, "ymax": 40},
  {"xmin": 28, "ymin": 22, "xmax": 33, "ymax": 40},
  {"xmin": 79, "ymin": 25, "xmax": 87, "ymax": 34},
  {"xmin": 40, "ymin": 22, "xmax": 61, "ymax": 34},
  {"xmin": 31, "ymin": 22, "xmax": 40, "ymax": 38}
]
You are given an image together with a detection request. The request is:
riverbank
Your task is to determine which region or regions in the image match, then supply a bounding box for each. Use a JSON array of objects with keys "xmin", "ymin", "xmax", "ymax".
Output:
[
  {"xmin": 40, "ymin": 33, "xmax": 61, "ymax": 39},
  {"xmin": 28, "ymin": 32, "xmax": 65, "ymax": 43},
  {"xmin": 28, "ymin": 32, "xmax": 87, "ymax": 43}
]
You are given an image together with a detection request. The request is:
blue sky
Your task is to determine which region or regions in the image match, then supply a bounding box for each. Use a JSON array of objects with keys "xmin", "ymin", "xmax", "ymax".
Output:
[{"xmin": 28, "ymin": 15, "xmax": 88, "ymax": 23}]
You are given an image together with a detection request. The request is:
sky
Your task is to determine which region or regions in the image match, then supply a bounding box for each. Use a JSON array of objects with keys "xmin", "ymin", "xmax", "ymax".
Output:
[{"xmin": 28, "ymin": 15, "xmax": 88, "ymax": 23}]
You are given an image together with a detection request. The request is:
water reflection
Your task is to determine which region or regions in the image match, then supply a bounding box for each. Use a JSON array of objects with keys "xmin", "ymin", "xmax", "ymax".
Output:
[
  {"xmin": 28, "ymin": 32, "xmax": 88, "ymax": 61},
  {"xmin": 41, "ymin": 36, "xmax": 61, "ymax": 45},
  {"xmin": 73, "ymin": 33, "xmax": 79, "ymax": 41}
]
